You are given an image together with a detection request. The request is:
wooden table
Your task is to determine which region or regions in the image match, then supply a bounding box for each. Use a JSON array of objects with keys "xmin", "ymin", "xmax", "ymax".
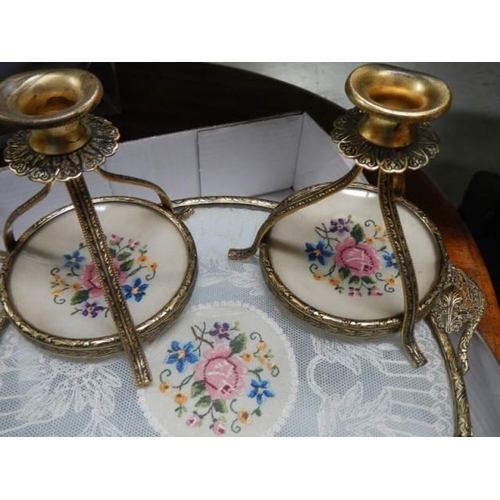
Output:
[{"xmin": 3, "ymin": 62, "xmax": 500, "ymax": 359}]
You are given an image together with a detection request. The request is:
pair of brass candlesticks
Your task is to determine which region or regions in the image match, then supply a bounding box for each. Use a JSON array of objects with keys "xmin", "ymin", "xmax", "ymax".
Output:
[{"xmin": 0, "ymin": 64, "xmax": 484, "ymax": 396}]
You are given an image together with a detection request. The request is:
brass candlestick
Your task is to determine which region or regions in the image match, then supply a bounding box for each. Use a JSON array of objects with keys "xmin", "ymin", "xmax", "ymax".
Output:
[
  {"xmin": 333, "ymin": 64, "xmax": 451, "ymax": 366},
  {"xmin": 0, "ymin": 69, "xmax": 196, "ymax": 386},
  {"xmin": 230, "ymin": 63, "xmax": 452, "ymax": 367}
]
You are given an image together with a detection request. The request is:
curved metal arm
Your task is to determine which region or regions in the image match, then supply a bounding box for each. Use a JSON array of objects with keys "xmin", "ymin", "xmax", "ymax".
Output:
[
  {"xmin": 3, "ymin": 182, "xmax": 53, "ymax": 252},
  {"xmin": 97, "ymin": 167, "xmax": 174, "ymax": 214},
  {"xmin": 228, "ymin": 165, "xmax": 363, "ymax": 260}
]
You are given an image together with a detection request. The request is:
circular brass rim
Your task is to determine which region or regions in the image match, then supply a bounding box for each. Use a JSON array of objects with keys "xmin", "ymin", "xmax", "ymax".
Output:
[
  {"xmin": 0, "ymin": 69, "xmax": 102, "ymax": 129},
  {"xmin": 259, "ymin": 183, "xmax": 448, "ymax": 338},
  {"xmin": 345, "ymin": 63, "xmax": 452, "ymax": 124},
  {"xmin": 0, "ymin": 196, "xmax": 197, "ymax": 358}
]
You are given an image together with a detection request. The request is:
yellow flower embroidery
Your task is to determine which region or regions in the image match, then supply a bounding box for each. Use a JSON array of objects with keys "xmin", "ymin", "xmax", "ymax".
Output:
[
  {"xmin": 242, "ymin": 352, "xmax": 253, "ymax": 362},
  {"xmin": 174, "ymin": 392, "xmax": 188, "ymax": 405},
  {"xmin": 238, "ymin": 410, "xmax": 252, "ymax": 425},
  {"xmin": 159, "ymin": 381, "xmax": 172, "ymax": 394},
  {"xmin": 257, "ymin": 341, "xmax": 267, "ymax": 351},
  {"xmin": 137, "ymin": 254, "xmax": 148, "ymax": 264}
]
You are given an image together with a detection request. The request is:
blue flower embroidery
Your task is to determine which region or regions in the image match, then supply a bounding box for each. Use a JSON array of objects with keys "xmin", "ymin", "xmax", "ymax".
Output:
[
  {"xmin": 165, "ymin": 341, "xmax": 199, "ymax": 373},
  {"xmin": 123, "ymin": 277, "xmax": 149, "ymax": 302},
  {"xmin": 248, "ymin": 379, "xmax": 275, "ymax": 405},
  {"xmin": 305, "ymin": 241, "xmax": 334, "ymax": 266},
  {"xmin": 63, "ymin": 250, "xmax": 85, "ymax": 270},
  {"xmin": 209, "ymin": 322, "xmax": 231, "ymax": 340},
  {"xmin": 330, "ymin": 218, "xmax": 351, "ymax": 234},
  {"xmin": 383, "ymin": 252, "xmax": 398, "ymax": 269}
]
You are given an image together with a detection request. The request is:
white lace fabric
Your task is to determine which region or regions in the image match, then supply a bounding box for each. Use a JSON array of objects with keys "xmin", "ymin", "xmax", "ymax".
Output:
[{"xmin": 0, "ymin": 205, "xmax": 462, "ymax": 436}]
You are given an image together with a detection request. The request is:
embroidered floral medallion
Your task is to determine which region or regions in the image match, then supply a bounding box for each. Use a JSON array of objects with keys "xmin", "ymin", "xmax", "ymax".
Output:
[
  {"xmin": 305, "ymin": 216, "xmax": 400, "ymax": 297},
  {"xmin": 49, "ymin": 234, "xmax": 158, "ymax": 318},
  {"xmin": 139, "ymin": 302, "xmax": 298, "ymax": 436}
]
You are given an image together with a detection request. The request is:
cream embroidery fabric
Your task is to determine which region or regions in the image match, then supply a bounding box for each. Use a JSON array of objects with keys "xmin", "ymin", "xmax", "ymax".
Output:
[{"xmin": 0, "ymin": 205, "xmax": 456, "ymax": 436}]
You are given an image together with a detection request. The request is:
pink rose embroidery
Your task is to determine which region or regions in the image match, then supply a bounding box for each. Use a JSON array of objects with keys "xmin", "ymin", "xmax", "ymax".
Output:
[
  {"xmin": 212, "ymin": 421, "xmax": 226, "ymax": 435},
  {"xmin": 194, "ymin": 346, "xmax": 247, "ymax": 400},
  {"xmin": 80, "ymin": 259, "xmax": 127, "ymax": 298},
  {"xmin": 335, "ymin": 237, "xmax": 381, "ymax": 277}
]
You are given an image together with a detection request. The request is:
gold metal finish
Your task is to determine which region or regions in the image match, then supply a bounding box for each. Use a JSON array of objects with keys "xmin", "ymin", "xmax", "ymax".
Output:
[
  {"xmin": 331, "ymin": 108, "xmax": 440, "ymax": 174},
  {"xmin": 178, "ymin": 196, "xmax": 474, "ymax": 436},
  {"xmin": 428, "ymin": 313, "xmax": 473, "ymax": 437},
  {"xmin": 429, "ymin": 263, "xmax": 486, "ymax": 374},
  {"xmin": 0, "ymin": 68, "xmax": 197, "ymax": 387},
  {"xmin": 4, "ymin": 115, "xmax": 119, "ymax": 183},
  {"xmin": 0, "ymin": 196, "xmax": 197, "ymax": 358},
  {"xmin": 345, "ymin": 64, "xmax": 451, "ymax": 148},
  {"xmin": 0, "ymin": 251, "xmax": 6, "ymax": 332},
  {"xmin": 96, "ymin": 167, "xmax": 174, "ymax": 213},
  {"xmin": 378, "ymin": 171, "xmax": 425, "ymax": 367},
  {"xmin": 330, "ymin": 64, "xmax": 452, "ymax": 367},
  {"xmin": 3, "ymin": 182, "xmax": 53, "ymax": 252},
  {"xmin": 259, "ymin": 183, "xmax": 447, "ymax": 337},
  {"xmin": 228, "ymin": 165, "xmax": 363, "ymax": 260},
  {"xmin": 66, "ymin": 177, "xmax": 151, "ymax": 386}
]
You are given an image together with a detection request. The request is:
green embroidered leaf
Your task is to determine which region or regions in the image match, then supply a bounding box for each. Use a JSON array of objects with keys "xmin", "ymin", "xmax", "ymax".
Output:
[
  {"xmin": 195, "ymin": 395, "xmax": 212, "ymax": 408},
  {"xmin": 362, "ymin": 276, "xmax": 375, "ymax": 285},
  {"xmin": 191, "ymin": 380, "xmax": 206, "ymax": 398},
  {"xmin": 229, "ymin": 333, "xmax": 247, "ymax": 354},
  {"xmin": 338, "ymin": 267, "xmax": 351, "ymax": 281},
  {"xmin": 70, "ymin": 289, "xmax": 89, "ymax": 305},
  {"xmin": 213, "ymin": 399, "xmax": 228, "ymax": 413},
  {"xmin": 120, "ymin": 259, "xmax": 134, "ymax": 272},
  {"xmin": 117, "ymin": 251, "xmax": 132, "ymax": 262},
  {"xmin": 351, "ymin": 224, "xmax": 365, "ymax": 243},
  {"xmin": 109, "ymin": 247, "xmax": 117, "ymax": 258},
  {"xmin": 349, "ymin": 276, "xmax": 360, "ymax": 285},
  {"xmin": 254, "ymin": 407, "xmax": 262, "ymax": 417}
]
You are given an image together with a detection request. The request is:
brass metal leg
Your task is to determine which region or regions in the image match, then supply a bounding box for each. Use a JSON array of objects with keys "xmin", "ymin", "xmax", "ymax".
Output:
[
  {"xmin": 378, "ymin": 171, "xmax": 426, "ymax": 367},
  {"xmin": 428, "ymin": 313, "xmax": 473, "ymax": 436},
  {"xmin": 66, "ymin": 176, "xmax": 152, "ymax": 386}
]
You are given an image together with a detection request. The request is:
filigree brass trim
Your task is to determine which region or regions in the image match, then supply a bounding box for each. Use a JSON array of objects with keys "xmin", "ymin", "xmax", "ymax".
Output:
[
  {"xmin": 428, "ymin": 262, "xmax": 486, "ymax": 374},
  {"xmin": 4, "ymin": 115, "xmax": 119, "ymax": 183},
  {"xmin": 378, "ymin": 172, "xmax": 425, "ymax": 367},
  {"xmin": 177, "ymin": 196, "xmax": 474, "ymax": 437},
  {"xmin": 0, "ymin": 196, "xmax": 197, "ymax": 360},
  {"xmin": 66, "ymin": 178, "xmax": 152, "ymax": 386},
  {"xmin": 428, "ymin": 313, "xmax": 473, "ymax": 437},
  {"xmin": 331, "ymin": 109, "xmax": 440, "ymax": 173},
  {"xmin": 259, "ymin": 183, "xmax": 447, "ymax": 337}
]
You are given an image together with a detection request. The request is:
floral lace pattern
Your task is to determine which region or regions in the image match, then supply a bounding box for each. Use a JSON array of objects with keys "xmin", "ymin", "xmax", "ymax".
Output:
[
  {"xmin": 49, "ymin": 234, "xmax": 158, "ymax": 318},
  {"xmin": 305, "ymin": 216, "xmax": 400, "ymax": 296}
]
